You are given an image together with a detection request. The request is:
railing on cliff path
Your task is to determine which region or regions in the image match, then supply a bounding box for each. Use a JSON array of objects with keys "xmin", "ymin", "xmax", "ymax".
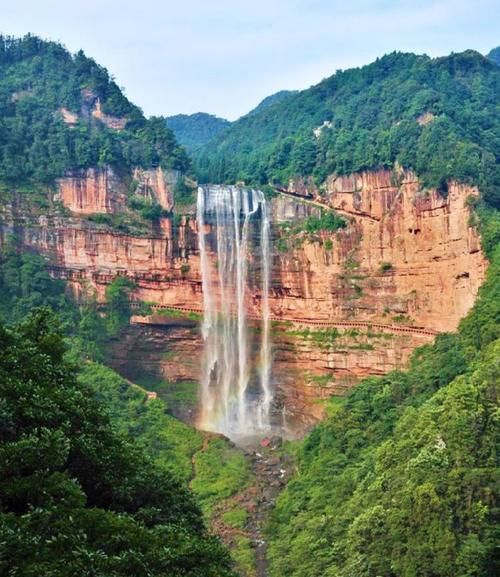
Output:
[
  {"xmin": 129, "ymin": 302, "xmax": 439, "ymax": 337},
  {"xmin": 47, "ymin": 266, "xmax": 439, "ymax": 338}
]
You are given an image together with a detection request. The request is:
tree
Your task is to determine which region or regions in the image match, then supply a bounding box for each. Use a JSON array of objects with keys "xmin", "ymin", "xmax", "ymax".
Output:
[
  {"xmin": 0, "ymin": 309, "xmax": 236, "ymax": 577},
  {"xmin": 105, "ymin": 276, "xmax": 135, "ymax": 333}
]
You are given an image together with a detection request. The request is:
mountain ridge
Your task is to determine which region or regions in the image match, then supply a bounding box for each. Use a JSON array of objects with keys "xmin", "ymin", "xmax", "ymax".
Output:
[
  {"xmin": 487, "ymin": 46, "xmax": 500, "ymax": 65},
  {"xmin": 0, "ymin": 34, "xmax": 189, "ymax": 188},
  {"xmin": 165, "ymin": 91, "xmax": 297, "ymax": 152},
  {"xmin": 192, "ymin": 49, "xmax": 500, "ymax": 209}
]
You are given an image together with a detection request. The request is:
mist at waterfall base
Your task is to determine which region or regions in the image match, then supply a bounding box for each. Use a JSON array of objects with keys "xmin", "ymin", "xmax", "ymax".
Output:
[{"xmin": 197, "ymin": 185, "xmax": 274, "ymax": 441}]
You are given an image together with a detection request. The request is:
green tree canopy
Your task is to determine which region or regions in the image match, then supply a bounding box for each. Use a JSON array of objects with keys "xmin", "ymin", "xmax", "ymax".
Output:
[
  {"xmin": 195, "ymin": 50, "xmax": 500, "ymax": 208},
  {"xmin": 0, "ymin": 34, "xmax": 189, "ymax": 188},
  {"xmin": 267, "ymin": 236, "xmax": 500, "ymax": 577},
  {"xmin": 0, "ymin": 309, "xmax": 236, "ymax": 577}
]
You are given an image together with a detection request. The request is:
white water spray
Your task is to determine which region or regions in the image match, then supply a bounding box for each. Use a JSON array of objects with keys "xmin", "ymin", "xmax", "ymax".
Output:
[{"xmin": 197, "ymin": 185, "xmax": 272, "ymax": 437}]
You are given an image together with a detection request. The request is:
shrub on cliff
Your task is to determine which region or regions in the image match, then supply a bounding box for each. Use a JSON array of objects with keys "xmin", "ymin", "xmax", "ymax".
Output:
[{"xmin": 0, "ymin": 245, "xmax": 77, "ymax": 327}]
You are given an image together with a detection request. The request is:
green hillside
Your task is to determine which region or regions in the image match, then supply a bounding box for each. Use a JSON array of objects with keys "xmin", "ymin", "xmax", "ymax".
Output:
[
  {"xmin": 0, "ymin": 308, "xmax": 236, "ymax": 577},
  {"xmin": 246, "ymin": 90, "xmax": 297, "ymax": 116},
  {"xmin": 0, "ymin": 34, "xmax": 189, "ymax": 188},
  {"xmin": 267, "ymin": 215, "xmax": 500, "ymax": 577},
  {"xmin": 195, "ymin": 50, "xmax": 500, "ymax": 208},
  {"xmin": 0, "ymin": 33, "xmax": 499, "ymax": 577},
  {"xmin": 165, "ymin": 92, "xmax": 296, "ymax": 153}
]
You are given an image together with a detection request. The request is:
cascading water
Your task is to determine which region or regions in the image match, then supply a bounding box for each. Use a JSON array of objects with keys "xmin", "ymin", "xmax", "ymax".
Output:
[{"xmin": 197, "ymin": 185, "xmax": 272, "ymax": 438}]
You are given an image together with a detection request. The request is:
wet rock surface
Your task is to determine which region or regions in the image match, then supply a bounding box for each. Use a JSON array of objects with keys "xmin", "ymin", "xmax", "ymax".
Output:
[
  {"xmin": 210, "ymin": 436, "xmax": 294, "ymax": 577},
  {"xmin": 248, "ymin": 442, "xmax": 293, "ymax": 577}
]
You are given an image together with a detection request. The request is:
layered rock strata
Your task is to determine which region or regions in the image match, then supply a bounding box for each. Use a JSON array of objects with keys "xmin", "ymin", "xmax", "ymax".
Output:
[{"xmin": 0, "ymin": 167, "xmax": 487, "ymax": 431}]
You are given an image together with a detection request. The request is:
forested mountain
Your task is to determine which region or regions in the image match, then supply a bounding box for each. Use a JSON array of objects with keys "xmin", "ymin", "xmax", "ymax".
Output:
[
  {"xmin": 166, "ymin": 112, "xmax": 230, "ymax": 151},
  {"xmin": 194, "ymin": 50, "xmax": 500, "ymax": 208},
  {"xmin": 0, "ymin": 309, "xmax": 235, "ymax": 577},
  {"xmin": 0, "ymin": 32, "xmax": 499, "ymax": 577},
  {"xmin": 165, "ymin": 92, "xmax": 296, "ymax": 153},
  {"xmin": 0, "ymin": 34, "xmax": 189, "ymax": 187}
]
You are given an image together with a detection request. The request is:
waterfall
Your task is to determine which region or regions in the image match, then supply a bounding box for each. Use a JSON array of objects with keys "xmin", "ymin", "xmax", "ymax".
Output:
[{"xmin": 197, "ymin": 185, "xmax": 272, "ymax": 438}]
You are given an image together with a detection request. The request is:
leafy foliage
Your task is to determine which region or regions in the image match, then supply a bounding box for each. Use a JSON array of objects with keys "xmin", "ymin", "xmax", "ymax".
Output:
[
  {"xmin": 0, "ymin": 243, "xmax": 77, "ymax": 327},
  {"xmin": 195, "ymin": 50, "xmax": 500, "ymax": 208},
  {"xmin": 266, "ymin": 238, "xmax": 500, "ymax": 577},
  {"xmin": 0, "ymin": 241, "xmax": 253, "ymax": 574},
  {"xmin": 0, "ymin": 34, "xmax": 189, "ymax": 188},
  {"xmin": 104, "ymin": 276, "xmax": 135, "ymax": 333},
  {"xmin": 277, "ymin": 209, "xmax": 346, "ymax": 251},
  {"xmin": 246, "ymin": 90, "xmax": 297, "ymax": 116},
  {"xmin": 191, "ymin": 438, "xmax": 253, "ymax": 517},
  {"xmin": 164, "ymin": 93, "xmax": 297, "ymax": 154},
  {"xmin": 128, "ymin": 195, "xmax": 165, "ymax": 221},
  {"xmin": 174, "ymin": 177, "xmax": 198, "ymax": 206},
  {"xmin": 0, "ymin": 243, "xmax": 137, "ymax": 360},
  {"xmin": 0, "ymin": 309, "xmax": 235, "ymax": 577},
  {"xmin": 293, "ymin": 210, "xmax": 346, "ymax": 234},
  {"xmin": 79, "ymin": 362, "xmax": 203, "ymax": 481},
  {"xmin": 80, "ymin": 363, "xmax": 255, "ymax": 575}
]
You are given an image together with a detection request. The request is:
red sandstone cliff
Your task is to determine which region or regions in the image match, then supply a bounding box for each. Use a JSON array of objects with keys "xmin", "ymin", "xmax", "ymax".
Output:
[
  {"xmin": 274, "ymin": 168, "xmax": 487, "ymax": 333},
  {"xmin": 0, "ymin": 166, "xmax": 488, "ymax": 431},
  {"xmin": 56, "ymin": 166, "xmax": 178, "ymax": 215},
  {"xmin": 20, "ymin": 168, "xmax": 486, "ymax": 333}
]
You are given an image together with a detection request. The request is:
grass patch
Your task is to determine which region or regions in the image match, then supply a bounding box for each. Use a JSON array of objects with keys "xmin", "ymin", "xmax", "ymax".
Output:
[
  {"xmin": 191, "ymin": 438, "xmax": 254, "ymax": 518},
  {"xmin": 156, "ymin": 307, "xmax": 201, "ymax": 322},
  {"xmin": 284, "ymin": 326, "xmax": 340, "ymax": 347},
  {"xmin": 392, "ymin": 314, "xmax": 413, "ymax": 325},
  {"xmin": 308, "ymin": 373, "xmax": 334, "ymax": 386},
  {"xmin": 232, "ymin": 535, "xmax": 256, "ymax": 577},
  {"xmin": 348, "ymin": 343, "xmax": 375, "ymax": 351},
  {"xmin": 222, "ymin": 507, "xmax": 249, "ymax": 529}
]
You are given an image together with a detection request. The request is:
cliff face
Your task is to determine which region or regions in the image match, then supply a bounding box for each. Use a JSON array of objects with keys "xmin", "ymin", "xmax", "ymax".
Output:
[
  {"xmin": 105, "ymin": 315, "xmax": 433, "ymax": 433},
  {"xmin": 56, "ymin": 166, "xmax": 177, "ymax": 215},
  {"xmin": 272, "ymin": 324, "xmax": 430, "ymax": 429},
  {"xmin": 57, "ymin": 167, "xmax": 127, "ymax": 215},
  {"xmin": 0, "ymin": 167, "xmax": 487, "ymax": 432},
  {"xmin": 274, "ymin": 168, "xmax": 487, "ymax": 332},
  {"xmin": 107, "ymin": 317, "xmax": 202, "ymax": 424}
]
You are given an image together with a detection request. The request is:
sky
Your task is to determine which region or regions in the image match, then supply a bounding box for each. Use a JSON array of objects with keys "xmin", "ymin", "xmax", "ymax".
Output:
[{"xmin": 2, "ymin": 0, "xmax": 499, "ymax": 120}]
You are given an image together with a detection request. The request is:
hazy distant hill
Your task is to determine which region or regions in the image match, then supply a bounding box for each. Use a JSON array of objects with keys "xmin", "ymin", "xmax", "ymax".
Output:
[
  {"xmin": 165, "ymin": 112, "xmax": 230, "ymax": 151},
  {"xmin": 487, "ymin": 46, "xmax": 500, "ymax": 65}
]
